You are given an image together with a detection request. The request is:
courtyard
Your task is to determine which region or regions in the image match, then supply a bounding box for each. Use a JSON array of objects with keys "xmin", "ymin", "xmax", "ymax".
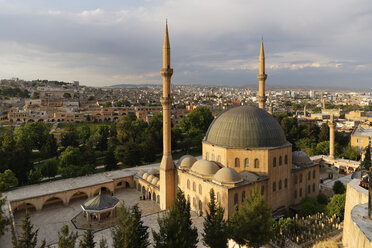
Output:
[{"xmin": 9, "ymin": 188, "xmax": 205, "ymax": 248}]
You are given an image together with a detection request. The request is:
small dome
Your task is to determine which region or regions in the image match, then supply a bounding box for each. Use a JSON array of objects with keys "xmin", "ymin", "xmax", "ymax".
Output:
[
  {"xmin": 213, "ymin": 167, "xmax": 242, "ymax": 184},
  {"xmin": 157, "ymin": 181, "xmax": 160, "ymax": 187},
  {"xmin": 148, "ymin": 168, "xmax": 159, "ymax": 175},
  {"xmin": 147, "ymin": 175, "xmax": 155, "ymax": 182},
  {"xmin": 178, "ymin": 155, "xmax": 197, "ymax": 169},
  {"xmin": 190, "ymin": 160, "xmax": 220, "ymax": 176},
  {"xmin": 142, "ymin": 173, "xmax": 149, "ymax": 180},
  {"xmin": 137, "ymin": 171, "xmax": 144, "ymax": 177},
  {"xmin": 292, "ymin": 151, "xmax": 312, "ymax": 166},
  {"xmin": 151, "ymin": 177, "xmax": 159, "ymax": 185}
]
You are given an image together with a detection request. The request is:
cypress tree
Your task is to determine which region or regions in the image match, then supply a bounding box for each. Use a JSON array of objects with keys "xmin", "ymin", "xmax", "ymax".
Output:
[
  {"xmin": 79, "ymin": 226, "xmax": 95, "ymax": 248},
  {"xmin": 99, "ymin": 237, "xmax": 108, "ymax": 248},
  {"xmin": 13, "ymin": 211, "xmax": 38, "ymax": 248},
  {"xmin": 152, "ymin": 188, "xmax": 198, "ymax": 248},
  {"xmin": 202, "ymin": 189, "xmax": 228, "ymax": 248},
  {"xmin": 362, "ymin": 145, "xmax": 371, "ymax": 170},
  {"xmin": 58, "ymin": 225, "xmax": 77, "ymax": 248}
]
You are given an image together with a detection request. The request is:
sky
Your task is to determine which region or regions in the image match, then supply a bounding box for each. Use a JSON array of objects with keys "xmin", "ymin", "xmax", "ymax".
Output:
[{"xmin": 0, "ymin": 0, "xmax": 371, "ymax": 88}]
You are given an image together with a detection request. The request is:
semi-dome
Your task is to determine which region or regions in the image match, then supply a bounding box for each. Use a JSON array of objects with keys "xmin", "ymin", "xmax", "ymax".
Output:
[
  {"xmin": 178, "ymin": 155, "xmax": 197, "ymax": 169},
  {"xmin": 148, "ymin": 168, "xmax": 159, "ymax": 175},
  {"xmin": 151, "ymin": 177, "xmax": 159, "ymax": 185},
  {"xmin": 204, "ymin": 106, "xmax": 287, "ymax": 148},
  {"xmin": 137, "ymin": 171, "xmax": 145, "ymax": 177},
  {"xmin": 213, "ymin": 167, "xmax": 242, "ymax": 184},
  {"xmin": 142, "ymin": 173, "xmax": 149, "ymax": 180},
  {"xmin": 147, "ymin": 175, "xmax": 155, "ymax": 182},
  {"xmin": 292, "ymin": 151, "xmax": 312, "ymax": 165},
  {"xmin": 190, "ymin": 160, "xmax": 220, "ymax": 176}
]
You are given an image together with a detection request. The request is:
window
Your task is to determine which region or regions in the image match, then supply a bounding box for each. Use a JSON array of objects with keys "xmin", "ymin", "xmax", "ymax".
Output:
[
  {"xmin": 217, "ymin": 192, "xmax": 221, "ymax": 203},
  {"xmin": 193, "ymin": 197, "xmax": 196, "ymax": 208},
  {"xmin": 206, "ymin": 152, "xmax": 209, "ymax": 160},
  {"xmin": 199, "ymin": 184, "xmax": 202, "ymax": 194},
  {"xmin": 244, "ymin": 158, "xmax": 249, "ymax": 168},
  {"xmin": 235, "ymin": 158, "xmax": 240, "ymax": 168},
  {"xmin": 273, "ymin": 157, "xmax": 276, "ymax": 167},
  {"xmin": 294, "ymin": 190, "xmax": 297, "ymax": 199},
  {"xmin": 285, "ymin": 155, "xmax": 288, "ymax": 164},
  {"xmin": 273, "ymin": 182, "xmax": 276, "ymax": 192},
  {"xmin": 299, "ymin": 188, "xmax": 302, "ymax": 197},
  {"xmin": 217, "ymin": 155, "xmax": 221, "ymax": 163},
  {"xmin": 187, "ymin": 180, "xmax": 190, "ymax": 189},
  {"xmin": 242, "ymin": 191, "xmax": 245, "ymax": 202},
  {"xmin": 299, "ymin": 173, "xmax": 303, "ymax": 183},
  {"xmin": 313, "ymin": 170, "xmax": 315, "ymax": 179},
  {"xmin": 308, "ymin": 171, "xmax": 311, "ymax": 180},
  {"xmin": 312, "ymin": 183, "xmax": 315, "ymax": 192},
  {"xmin": 254, "ymin": 159, "xmax": 259, "ymax": 168},
  {"xmin": 193, "ymin": 182, "xmax": 196, "ymax": 192},
  {"xmin": 187, "ymin": 194, "xmax": 190, "ymax": 203},
  {"xmin": 285, "ymin": 178, "xmax": 288, "ymax": 188},
  {"xmin": 234, "ymin": 193, "xmax": 238, "ymax": 206},
  {"xmin": 279, "ymin": 156, "xmax": 282, "ymax": 166},
  {"xmin": 294, "ymin": 175, "xmax": 298, "ymax": 185},
  {"xmin": 307, "ymin": 185, "xmax": 310, "ymax": 194},
  {"xmin": 261, "ymin": 185, "xmax": 265, "ymax": 195},
  {"xmin": 212, "ymin": 153, "xmax": 215, "ymax": 161},
  {"xmin": 279, "ymin": 180, "xmax": 282, "ymax": 190}
]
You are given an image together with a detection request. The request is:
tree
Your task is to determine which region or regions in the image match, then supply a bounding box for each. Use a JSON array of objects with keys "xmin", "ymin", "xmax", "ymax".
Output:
[
  {"xmin": 16, "ymin": 123, "xmax": 49, "ymax": 150},
  {"xmin": 153, "ymin": 188, "xmax": 198, "ymax": 248},
  {"xmin": 27, "ymin": 169, "xmax": 42, "ymax": 184},
  {"xmin": 299, "ymin": 197, "xmax": 318, "ymax": 216},
  {"xmin": 318, "ymin": 123, "xmax": 329, "ymax": 142},
  {"xmin": 111, "ymin": 204, "xmax": 149, "ymax": 248},
  {"xmin": 0, "ymin": 194, "xmax": 10, "ymax": 238},
  {"xmin": 105, "ymin": 137, "xmax": 118, "ymax": 171},
  {"xmin": 13, "ymin": 211, "xmax": 38, "ymax": 248},
  {"xmin": 361, "ymin": 145, "xmax": 371, "ymax": 170},
  {"xmin": 326, "ymin": 193, "xmax": 346, "ymax": 220},
  {"xmin": 12, "ymin": 133, "xmax": 33, "ymax": 184},
  {"xmin": 103, "ymin": 101, "xmax": 111, "ymax": 108},
  {"xmin": 61, "ymin": 131, "xmax": 79, "ymax": 148},
  {"xmin": 79, "ymin": 227, "xmax": 95, "ymax": 248},
  {"xmin": 332, "ymin": 181, "xmax": 346, "ymax": 195},
  {"xmin": 114, "ymin": 143, "xmax": 142, "ymax": 167},
  {"xmin": 63, "ymin": 93, "xmax": 72, "ymax": 99},
  {"xmin": 202, "ymin": 189, "xmax": 228, "ymax": 248},
  {"xmin": 229, "ymin": 188, "xmax": 273, "ymax": 248},
  {"xmin": 317, "ymin": 193, "xmax": 328, "ymax": 205},
  {"xmin": 315, "ymin": 141, "xmax": 329, "ymax": 155},
  {"xmin": 78, "ymin": 125, "xmax": 91, "ymax": 143},
  {"xmin": 0, "ymin": 169, "xmax": 18, "ymax": 192},
  {"xmin": 40, "ymin": 159, "xmax": 58, "ymax": 178},
  {"xmin": 59, "ymin": 146, "xmax": 82, "ymax": 168},
  {"xmin": 58, "ymin": 225, "xmax": 78, "ymax": 248},
  {"xmin": 99, "ymin": 237, "xmax": 108, "ymax": 248},
  {"xmin": 40, "ymin": 134, "xmax": 57, "ymax": 158}
]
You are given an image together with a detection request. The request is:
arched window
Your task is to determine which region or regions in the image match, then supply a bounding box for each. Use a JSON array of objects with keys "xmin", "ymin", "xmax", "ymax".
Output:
[
  {"xmin": 234, "ymin": 193, "xmax": 238, "ymax": 206},
  {"xmin": 235, "ymin": 158, "xmax": 240, "ymax": 168},
  {"xmin": 199, "ymin": 184, "xmax": 202, "ymax": 194},
  {"xmin": 279, "ymin": 180, "xmax": 282, "ymax": 190},
  {"xmin": 206, "ymin": 152, "xmax": 209, "ymax": 160},
  {"xmin": 294, "ymin": 175, "xmax": 298, "ymax": 185},
  {"xmin": 294, "ymin": 190, "xmax": 297, "ymax": 199},
  {"xmin": 273, "ymin": 182, "xmax": 276, "ymax": 192},
  {"xmin": 273, "ymin": 157, "xmax": 276, "ymax": 167},
  {"xmin": 187, "ymin": 179, "xmax": 190, "ymax": 189},
  {"xmin": 242, "ymin": 191, "xmax": 245, "ymax": 202},
  {"xmin": 299, "ymin": 173, "xmax": 303, "ymax": 183},
  {"xmin": 134, "ymin": 181, "xmax": 137, "ymax": 189},
  {"xmin": 279, "ymin": 156, "xmax": 282, "ymax": 166},
  {"xmin": 212, "ymin": 153, "xmax": 215, "ymax": 161},
  {"xmin": 217, "ymin": 155, "xmax": 221, "ymax": 163},
  {"xmin": 187, "ymin": 194, "xmax": 190, "ymax": 203},
  {"xmin": 313, "ymin": 170, "xmax": 315, "ymax": 179},
  {"xmin": 199, "ymin": 200, "xmax": 202, "ymax": 212},
  {"xmin": 312, "ymin": 183, "xmax": 315, "ymax": 192},
  {"xmin": 299, "ymin": 188, "xmax": 302, "ymax": 197},
  {"xmin": 244, "ymin": 158, "xmax": 249, "ymax": 168},
  {"xmin": 307, "ymin": 185, "xmax": 311, "ymax": 194},
  {"xmin": 285, "ymin": 178, "xmax": 288, "ymax": 188},
  {"xmin": 193, "ymin": 182, "xmax": 196, "ymax": 192},
  {"xmin": 308, "ymin": 171, "xmax": 311, "ymax": 180},
  {"xmin": 261, "ymin": 185, "xmax": 265, "ymax": 195},
  {"xmin": 193, "ymin": 197, "xmax": 196, "ymax": 208},
  {"xmin": 217, "ymin": 192, "xmax": 221, "ymax": 203},
  {"xmin": 254, "ymin": 159, "xmax": 259, "ymax": 168},
  {"xmin": 285, "ymin": 155, "xmax": 288, "ymax": 164}
]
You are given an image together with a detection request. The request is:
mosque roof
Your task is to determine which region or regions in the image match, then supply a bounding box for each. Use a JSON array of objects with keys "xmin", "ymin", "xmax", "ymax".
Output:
[
  {"xmin": 213, "ymin": 167, "xmax": 242, "ymax": 184},
  {"xmin": 177, "ymin": 155, "xmax": 197, "ymax": 169},
  {"xmin": 190, "ymin": 160, "xmax": 220, "ymax": 176},
  {"xmin": 204, "ymin": 106, "xmax": 288, "ymax": 148},
  {"xmin": 292, "ymin": 151, "xmax": 313, "ymax": 167},
  {"xmin": 81, "ymin": 195, "xmax": 119, "ymax": 211}
]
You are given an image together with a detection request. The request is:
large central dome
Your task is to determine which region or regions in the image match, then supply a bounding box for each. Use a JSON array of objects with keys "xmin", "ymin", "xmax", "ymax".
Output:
[{"xmin": 204, "ymin": 106, "xmax": 287, "ymax": 148}]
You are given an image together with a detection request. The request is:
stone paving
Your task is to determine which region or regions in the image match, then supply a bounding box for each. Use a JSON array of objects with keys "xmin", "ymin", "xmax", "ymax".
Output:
[{"xmin": 9, "ymin": 188, "xmax": 206, "ymax": 248}]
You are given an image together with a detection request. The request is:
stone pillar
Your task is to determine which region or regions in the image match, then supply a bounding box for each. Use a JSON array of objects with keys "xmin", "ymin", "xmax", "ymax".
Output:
[{"xmin": 329, "ymin": 114, "xmax": 335, "ymax": 159}]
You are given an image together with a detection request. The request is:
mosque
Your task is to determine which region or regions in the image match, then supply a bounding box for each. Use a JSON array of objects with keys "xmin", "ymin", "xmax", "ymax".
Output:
[{"xmin": 134, "ymin": 23, "xmax": 320, "ymax": 218}]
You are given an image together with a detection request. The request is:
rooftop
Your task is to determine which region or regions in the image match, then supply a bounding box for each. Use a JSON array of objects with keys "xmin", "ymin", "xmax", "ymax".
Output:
[{"xmin": 353, "ymin": 125, "xmax": 372, "ymax": 137}]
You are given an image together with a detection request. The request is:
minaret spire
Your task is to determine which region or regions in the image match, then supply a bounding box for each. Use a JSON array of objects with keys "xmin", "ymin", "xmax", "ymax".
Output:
[
  {"xmin": 329, "ymin": 114, "xmax": 335, "ymax": 159},
  {"xmin": 159, "ymin": 21, "xmax": 175, "ymax": 210},
  {"xmin": 257, "ymin": 39, "xmax": 267, "ymax": 110}
]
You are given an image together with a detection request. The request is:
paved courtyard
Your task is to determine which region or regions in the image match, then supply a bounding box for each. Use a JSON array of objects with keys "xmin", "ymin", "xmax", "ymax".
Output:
[{"xmin": 9, "ymin": 188, "xmax": 205, "ymax": 248}]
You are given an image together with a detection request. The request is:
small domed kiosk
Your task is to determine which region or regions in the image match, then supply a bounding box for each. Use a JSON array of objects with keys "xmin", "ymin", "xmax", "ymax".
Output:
[{"xmin": 81, "ymin": 194, "xmax": 120, "ymax": 222}]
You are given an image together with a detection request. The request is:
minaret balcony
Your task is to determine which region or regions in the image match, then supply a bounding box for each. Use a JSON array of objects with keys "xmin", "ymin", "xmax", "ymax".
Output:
[
  {"xmin": 257, "ymin": 74, "xmax": 267, "ymax": 80},
  {"xmin": 160, "ymin": 68, "xmax": 173, "ymax": 77},
  {"xmin": 160, "ymin": 97, "xmax": 173, "ymax": 105}
]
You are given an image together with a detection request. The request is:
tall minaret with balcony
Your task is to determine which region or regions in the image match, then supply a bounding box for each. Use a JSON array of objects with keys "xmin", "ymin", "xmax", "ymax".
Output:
[
  {"xmin": 329, "ymin": 114, "xmax": 335, "ymax": 159},
  {"xmin": 257, "ymin": 40, "xmax": 267, "ymax": 110},
  {"xmin": 159, "ymin": 22, "xmax": 175, "ymax": 210}
]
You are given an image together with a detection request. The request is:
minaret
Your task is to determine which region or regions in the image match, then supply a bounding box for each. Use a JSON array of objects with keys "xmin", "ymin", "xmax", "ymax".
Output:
[
  {"xmin": 269, "ymin": 103, "xmax": 273, "ymax": 115},
  {"xmin": 304, "ymin": 104, "xmax": 307, "ymax": 117},
  {"xmin": 329, "ymin": 114, "xmax": 335, "ymax": 159},
  {"xmin": 257, "ymin": 40, "xmax": 267, "ymax": 110},
  {"xmin": 159, "ymin": 22, "xmax": 175, "ymax": 210}
]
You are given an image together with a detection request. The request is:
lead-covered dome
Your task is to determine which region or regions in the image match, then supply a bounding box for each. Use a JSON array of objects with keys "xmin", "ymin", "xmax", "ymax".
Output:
[
  {"xmin": 177, "ymin": 155, "xmax": 197, "ymax": 169},
  {"xmin": 190, "ymin": 160, "xmax": 220, "ymax": 176},
  {"xmin": 213, "ymin": 167, "xmax": 242, "ymax": 184},
  {"xmin": 204, "ymin": 106, "xmax": 287, "ymax": 148},
  {"xmin": 292, "ymin": 151, "xmax": 312, "ymax": 166}
]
